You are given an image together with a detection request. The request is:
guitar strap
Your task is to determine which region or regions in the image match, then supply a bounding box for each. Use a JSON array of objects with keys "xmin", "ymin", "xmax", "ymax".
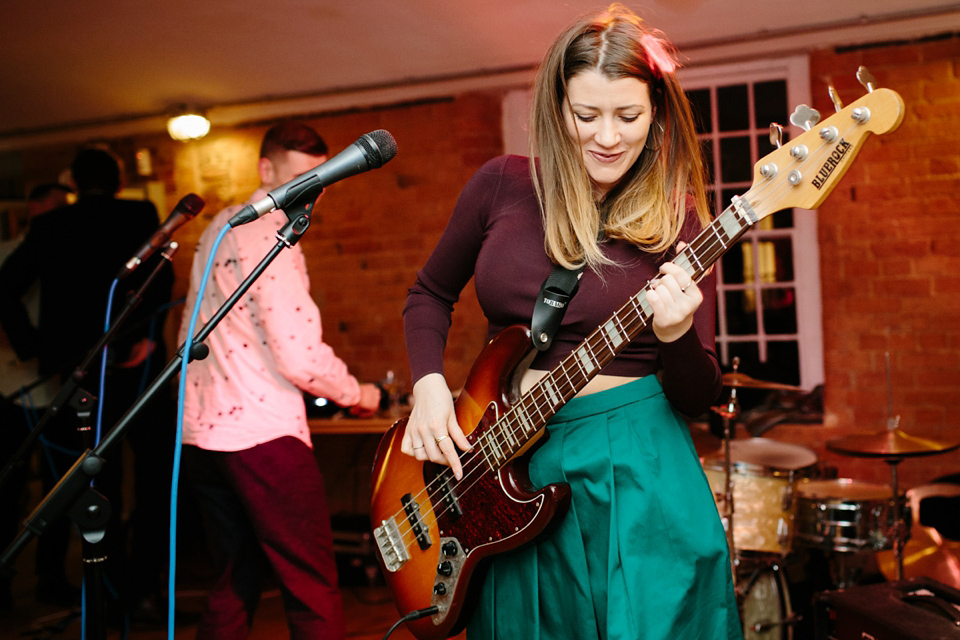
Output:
[{"xmin": 531, "ymin": 264, "xmax": 585, "ymax": 351}]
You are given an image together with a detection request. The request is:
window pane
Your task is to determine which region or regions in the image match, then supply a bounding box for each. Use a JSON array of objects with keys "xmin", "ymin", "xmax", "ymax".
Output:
[
  {"xmin": 771, "ymin": 209, "xmax": 794, "ymax": 229},
  {"xmin": 720, "ymin": 136, "xmax": 752, "ymax": 183},
  {"xmin": 721, "ymin": 238, "xmax": 749, "ymax": 285},
  {"xmin": 753, "ymin": 80, "xmax": 787, "ymax": 131},
  {"xmin": 721, "ymin": 187, "xmax": 745, "ymax": 214},
  {"xmin": 762, "ymin": 288, "xmax": 797, "ymax": 333},
  {"xmin": 724, "ymin": 290, "xmax": 758, "ymax": 334},
  {"xmin": 687, "ymin": 88, "xmax": 712, "ymax": 135},
  {"xmin": 717, "ymin": 84, "xmax": 749, "ymax": 131},
  {"xmin": 757, "ymin": 133, "xmax": 777, "ymax": 163},
  {"xmin": 764, "ymin": 341, "xmax": 801, "ymax": 386},
  {"xmin": 754, "ymin": 238, "xmax": 794, "ymax": 282}
]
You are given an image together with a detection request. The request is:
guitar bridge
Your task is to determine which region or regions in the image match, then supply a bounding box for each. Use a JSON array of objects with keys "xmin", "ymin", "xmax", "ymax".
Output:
[
  {"xmin": 402, "ymin": 492, "xmax": 432, "ymax": 550},
  {"xmin": 373, "ymin": 517, "xmax": 409, "ymax": 572}
]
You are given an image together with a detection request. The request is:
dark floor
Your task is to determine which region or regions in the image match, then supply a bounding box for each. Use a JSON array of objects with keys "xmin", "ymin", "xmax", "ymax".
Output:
[
  {"xmin": 0, "ymin": 467, "xmax": 462, "ymax": 640},
  {"xmin": 0, "ymin": 533, "xmax": 435, "ymax": 640}
]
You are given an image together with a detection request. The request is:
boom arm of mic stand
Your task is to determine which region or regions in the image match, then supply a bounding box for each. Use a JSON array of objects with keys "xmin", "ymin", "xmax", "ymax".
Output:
[
  {"xmin": 0, "ymin": 214, "xmax": 312, "ymax": 577},
  {"xmin": 0, "ymin": 244, "xmax": 178, "ymax": 490},
  {"xmin": 100, "ymin": 214, "xmax": 311, "ymax": 454}
]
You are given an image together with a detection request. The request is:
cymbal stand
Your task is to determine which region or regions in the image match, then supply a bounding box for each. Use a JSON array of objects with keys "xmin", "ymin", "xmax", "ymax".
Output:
[
  {"xmin": 883, "ymin": 353, "xmax": 905, "ymax": 580},
  {"xmin": 714, "ymin": 357, "xmax": 742, "ymax": 580},
  {"xmin": 885, "ymin": 455, "xmax": 906, "ymax": 581}
]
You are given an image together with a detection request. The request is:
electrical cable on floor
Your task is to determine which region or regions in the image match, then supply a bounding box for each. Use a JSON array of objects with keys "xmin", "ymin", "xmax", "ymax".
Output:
[{"xmin": 382, "ymin": 606, "xmax": 439, "ymax": 640}]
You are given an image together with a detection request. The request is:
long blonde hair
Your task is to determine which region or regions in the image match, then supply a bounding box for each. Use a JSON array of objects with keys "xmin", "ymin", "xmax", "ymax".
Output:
[{"xmin": 530, "ymin": 4, "xmax": 709, "ymax": 269}]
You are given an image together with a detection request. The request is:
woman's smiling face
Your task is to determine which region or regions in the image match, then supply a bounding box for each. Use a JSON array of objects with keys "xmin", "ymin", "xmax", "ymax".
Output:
[{"xmin": 563, "ymin": 69, "xmax": 654, "ymax": 198}]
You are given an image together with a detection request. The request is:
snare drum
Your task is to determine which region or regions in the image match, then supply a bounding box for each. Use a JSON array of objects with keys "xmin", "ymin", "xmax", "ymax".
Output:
[
  {"xmin": 794, "ymin": 478, "xmax": 908, "ymax": 553},
  {"xmin": 703, "ymin": 438, "xmax": 818, "ymax": 554}
]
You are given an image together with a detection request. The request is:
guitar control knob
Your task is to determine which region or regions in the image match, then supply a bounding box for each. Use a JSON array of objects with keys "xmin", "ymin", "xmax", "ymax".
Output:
[
  {"xmin": 434, "ymin": 582, "xmax": 447, "ymax": 596},
  {"xmin": 442, "ymin": 541, "xmax": 459, "ymax": 557},
  {"xmin": 438, "ymin": 561, "xmax": 453, "ymax": 577}
]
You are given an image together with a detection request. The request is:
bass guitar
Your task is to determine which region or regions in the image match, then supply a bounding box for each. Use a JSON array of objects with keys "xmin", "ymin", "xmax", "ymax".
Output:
[{"xmin": 371, "ymin": 70, "xmax": 905, "ymax": 640}]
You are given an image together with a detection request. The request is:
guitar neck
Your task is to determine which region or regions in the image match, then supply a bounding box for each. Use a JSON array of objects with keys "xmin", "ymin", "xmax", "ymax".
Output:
[{"xmin": 477, "ymin": 196, "xmax": 759, "ymax": 469}]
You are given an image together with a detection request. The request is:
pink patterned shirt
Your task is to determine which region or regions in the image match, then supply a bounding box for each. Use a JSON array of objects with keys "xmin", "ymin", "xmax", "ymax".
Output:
[{"xmin": 179, "ymin": 190, "xmax": 361, "ymax": 451}]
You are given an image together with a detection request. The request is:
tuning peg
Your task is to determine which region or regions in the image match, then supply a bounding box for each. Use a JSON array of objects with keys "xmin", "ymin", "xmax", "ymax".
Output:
[
  {"xmin": 857, "ymin": 66, "xmax": 877, "ymax": 93},
  {"xmin": 789, "ymin": 104, "xmax": 821, "ymax": 131},
  {"xmin": 769, "ymin": 123, "xmax": 784, "ymax": 149},
  {"xmin": 828, "ymin": 85, "xmax": 844, "ymax": 112}
]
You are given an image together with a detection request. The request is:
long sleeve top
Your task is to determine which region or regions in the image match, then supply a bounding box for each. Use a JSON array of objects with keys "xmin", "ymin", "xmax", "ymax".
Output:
[
  {"xmin": 179, "ymin": 190, "xmax": 361, "ymax": 451},
  {"xmin": 403, "ymin": 155, "xmax": 721, "ymax": 417}
]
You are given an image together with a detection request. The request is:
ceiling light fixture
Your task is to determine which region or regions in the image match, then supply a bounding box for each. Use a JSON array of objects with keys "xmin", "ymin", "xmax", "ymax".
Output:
[{"xmin": 166, "ymin": 107, "xmax": 210, "ymax": 141}]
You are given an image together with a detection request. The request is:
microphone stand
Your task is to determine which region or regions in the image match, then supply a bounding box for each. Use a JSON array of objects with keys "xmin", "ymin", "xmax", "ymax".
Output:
[
  {"xmin": 0, "ymin": 243, "xmax": 179, "ymax": 490},
  {"xmin": 0, "ymin": 243, "xmax": 177, "ymax": 639},
  {"xmin": 0, "ymin": 210, "xmax": 313, "ymax": 640}
]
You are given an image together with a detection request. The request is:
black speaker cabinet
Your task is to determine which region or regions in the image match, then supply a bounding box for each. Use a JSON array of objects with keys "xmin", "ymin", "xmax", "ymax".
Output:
[{"xmin": 815, "ymin": 577, "xmax": 960, "ymax": 639}]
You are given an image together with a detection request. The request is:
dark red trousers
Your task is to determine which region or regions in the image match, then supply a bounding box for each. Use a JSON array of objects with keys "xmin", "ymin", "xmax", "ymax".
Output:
[{"xmin": 183, "ymin": 437, "xmax": 344, "ymax": 639}]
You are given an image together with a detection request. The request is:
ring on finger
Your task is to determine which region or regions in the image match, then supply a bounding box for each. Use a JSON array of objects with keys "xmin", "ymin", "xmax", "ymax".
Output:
[
  {"xmin": 435, "ymin": 435, "xmax": 449, "ymax": 444},
  {"xmin": 413, "ymin": 444, "xmax": 425, "ymax": 450}
]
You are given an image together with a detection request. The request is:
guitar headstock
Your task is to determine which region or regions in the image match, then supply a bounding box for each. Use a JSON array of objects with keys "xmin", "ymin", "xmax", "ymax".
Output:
[{"xmin": 747, "ymin": 71, "xmax": 905, "ymax": 218}]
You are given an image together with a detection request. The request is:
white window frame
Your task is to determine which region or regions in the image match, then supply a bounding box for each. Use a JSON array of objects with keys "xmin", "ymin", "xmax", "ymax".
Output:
[
  {"xmin": 678, "ymin": 55, "xmax": 824, "ymax": 390},
  {"xmin": 500, "ymin": 53, "xmax": 824, "ymax": 389}
]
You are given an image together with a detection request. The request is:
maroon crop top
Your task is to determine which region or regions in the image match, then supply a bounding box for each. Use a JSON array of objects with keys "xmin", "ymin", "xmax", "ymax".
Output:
[{"xmin": 403, "ymin": 155, "xmax": 721, "ymax": 417}]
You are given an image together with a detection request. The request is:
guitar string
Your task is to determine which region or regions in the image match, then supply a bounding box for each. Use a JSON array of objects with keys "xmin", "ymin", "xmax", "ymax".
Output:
[
  {"xmin": 383, "ymin": 112, "xmax": 866, "ymax": 553},
  {"xmin": 470, "ymin": 110, "xmax": 872, "ymax": 462},
  {"xmin": 385, "ymin": 142, "xmax": 823, "ymax": 553},
  {"xmin": 385, "ymin": 123, "xmax": 847, "ymax": 553}
]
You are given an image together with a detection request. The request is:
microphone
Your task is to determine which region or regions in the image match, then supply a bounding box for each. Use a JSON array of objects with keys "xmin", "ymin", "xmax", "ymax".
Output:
[
  {"xmin": 228, "ymin": 129, "xmax": 398, "ymax": 227},
  {"xmin": 117, "ymin": 193, "xmax": 204, "ymax": 279}
]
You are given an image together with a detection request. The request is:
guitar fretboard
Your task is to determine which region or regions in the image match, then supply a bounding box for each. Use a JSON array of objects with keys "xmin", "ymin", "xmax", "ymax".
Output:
[{"xmin": 473, "ymin": 196, "xmax": 759, "ymax": 471}]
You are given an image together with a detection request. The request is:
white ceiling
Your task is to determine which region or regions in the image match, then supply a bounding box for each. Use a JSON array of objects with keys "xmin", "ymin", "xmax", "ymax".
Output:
[{"xmin": 2, "ymin": 0, "xmax": 959, "ymax": 147}]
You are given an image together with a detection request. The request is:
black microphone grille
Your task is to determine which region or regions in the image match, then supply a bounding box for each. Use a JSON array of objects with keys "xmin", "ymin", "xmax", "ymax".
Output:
[
  {"xmin": 359, "ymin": 130, "xmax": 398, "ymax": 168},
  {"xmin": 178, "ymin": 193, "xmax": 205, "ymax": 216}
]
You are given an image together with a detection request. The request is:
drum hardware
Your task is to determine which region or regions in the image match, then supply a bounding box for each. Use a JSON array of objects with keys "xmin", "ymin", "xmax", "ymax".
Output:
[
  {"xmin": 748, "ymin": 613, "xmax": 802, "ymax": 635},
  {"xmin": 781, "ymin": 478, "xmax": 795, "ymax": 512},
  {"xmin": 713, "ymin": 358, "xmax": 744, "ymax": 578},
  {"xmin": 737, "ymin": 559, "xmax": 798, "ymax": 640},
  {"xmin": 712, "ymin": 359, "xmax": 822, "ymax": 639},
  {"xmin": 825, "ymin": 353, "xmax": 960, "ymax": 581},
  {"xmin": 877, "ymin": 483, "xmax": 960, "ymax": 589}
]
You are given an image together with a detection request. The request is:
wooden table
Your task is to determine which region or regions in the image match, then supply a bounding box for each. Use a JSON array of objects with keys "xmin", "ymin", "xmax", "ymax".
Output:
[{"xmin": 308, "ymin": 415, "xmax": 401, "ymax": 435}]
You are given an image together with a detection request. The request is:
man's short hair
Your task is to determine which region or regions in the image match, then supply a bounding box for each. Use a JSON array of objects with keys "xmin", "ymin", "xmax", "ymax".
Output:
[
  {"xmin": 259, "ymin": 122, "xmax": 328, "ymax": 161},
  {"xmin": 28, "ymin": 182, "xmax": 73, "ymax": 202},
  {"xmin": 71, "ymin": 147, "xmax": 122, "ymax": 195}
]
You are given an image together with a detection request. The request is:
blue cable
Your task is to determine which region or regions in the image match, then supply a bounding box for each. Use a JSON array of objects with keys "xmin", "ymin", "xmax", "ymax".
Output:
[
  {"xmin": 168, "ymin": 222, "xmax": 231, "ymax": 638},
  {"xmin": 96, "ymin": 278, "xmax": 119, "ymax": 444},
  {"xmin": 80, "ymin": 277, "xmax": 119, "ymax": 640}
]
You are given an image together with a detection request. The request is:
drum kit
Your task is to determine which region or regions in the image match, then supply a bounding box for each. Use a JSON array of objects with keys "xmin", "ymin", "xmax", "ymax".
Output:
[{"xmin": 701, "ymin": 358, "xmax": 960, "ymax": 640}]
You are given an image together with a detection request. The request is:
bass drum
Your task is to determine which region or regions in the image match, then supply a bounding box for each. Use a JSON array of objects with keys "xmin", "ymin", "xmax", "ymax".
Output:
[{"xmin": 738, "ymin": 563, "xmax": 793, "ymax": 640}]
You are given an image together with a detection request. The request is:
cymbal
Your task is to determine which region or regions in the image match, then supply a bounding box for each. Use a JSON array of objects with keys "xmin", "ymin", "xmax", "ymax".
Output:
[
  {"xmin": 878, "ymin": 524, "xmax": 960, "ymax": 589},
  {"xmin": 721, "ymin": 372, "xmax": 803, "ymax": 391},
  {"xmin": 827, "ymin": 428, "xmax": 960, "ymax": 459}
]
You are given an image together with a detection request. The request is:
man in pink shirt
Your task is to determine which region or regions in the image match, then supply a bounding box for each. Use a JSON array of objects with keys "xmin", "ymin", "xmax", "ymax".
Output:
[{"xmin": 179, "ymin": 121, "xmax": 380, "ymax": 639}]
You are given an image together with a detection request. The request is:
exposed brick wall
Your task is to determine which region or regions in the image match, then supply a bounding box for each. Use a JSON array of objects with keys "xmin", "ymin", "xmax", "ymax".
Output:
[
  {"xmin": 800, "ymin": 35, "xmax": 960, "ymax": 488},
  {"xmin": 11, "ymin": 38, "xmax": 960, "ymax": 495},
  {"xmin": 142, "ymin": 93, "xmax": 500, "ymax": 394}
]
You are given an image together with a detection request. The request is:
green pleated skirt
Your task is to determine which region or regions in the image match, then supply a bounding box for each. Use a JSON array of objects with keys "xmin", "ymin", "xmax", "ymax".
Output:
[{"xmin": 467, "ymin": 376, "xmax": 743, "ymax": 640}]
